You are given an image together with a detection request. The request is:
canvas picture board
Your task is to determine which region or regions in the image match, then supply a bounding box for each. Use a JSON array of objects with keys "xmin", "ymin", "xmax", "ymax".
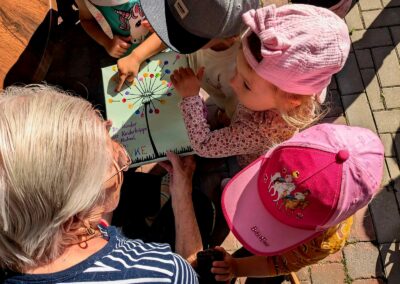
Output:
[{"xmin": 102, "ymin": 51, "xmax": 193, "ymax": 167}]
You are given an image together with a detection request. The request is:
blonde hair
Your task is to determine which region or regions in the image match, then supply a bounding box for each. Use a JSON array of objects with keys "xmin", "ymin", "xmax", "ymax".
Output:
[
  {"xmin": 0, "ymin": 85, "xmax": 112, "ymax": 272},
  {"xmin": 279, "ymin": 91, "xmax": 326, "ymax": 129}
]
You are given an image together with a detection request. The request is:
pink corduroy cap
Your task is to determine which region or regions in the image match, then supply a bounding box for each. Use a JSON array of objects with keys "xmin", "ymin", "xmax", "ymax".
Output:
[
  {"xmin": 242, "ymin": 4, "xmax": 351, "ymax": 95},
  {"xmin": 222, "ymin": 124, "xmax": 384, "ymax": 255}
]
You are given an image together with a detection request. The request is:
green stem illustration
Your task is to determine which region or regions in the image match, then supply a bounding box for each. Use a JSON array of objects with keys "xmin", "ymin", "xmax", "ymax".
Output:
[{"xmin": 144, "ymin": 102, "xmax": 159, "ymax": 157}]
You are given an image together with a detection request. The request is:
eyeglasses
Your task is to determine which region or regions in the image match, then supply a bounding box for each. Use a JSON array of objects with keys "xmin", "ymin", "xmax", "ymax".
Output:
[{"xmin": 104, "ymin": 140, "xmax": 132, "ymax": 183}]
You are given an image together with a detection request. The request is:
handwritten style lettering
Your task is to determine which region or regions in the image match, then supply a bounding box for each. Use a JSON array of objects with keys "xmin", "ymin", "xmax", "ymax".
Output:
[{"xmin": 251, "ymin": 226, "xmax": 270, "ymax": 247}]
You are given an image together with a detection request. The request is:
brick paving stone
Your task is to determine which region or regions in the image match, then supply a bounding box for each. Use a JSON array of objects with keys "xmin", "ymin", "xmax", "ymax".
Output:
[
  {"xmin": 221, "ymin": 232, "xmax": 242, "ymax": 253},
  {"xmin": 337, "ymin": 53, "xmax": 365, "ymax": 95},
  {"xmin": 352, "ymin": 28, "xmax": 393, "ymax": 49},
  {"xmin": 394, "ymin": 132, "xmax": 400, "ymax": 158},
  {"xmin": 353, "ymin": 279, "xmax": 385, "ymax": 284},
  {"xmin": 319, "ymin": 250, "xmax": 343, "ymax": 263},
  {"xmin": 326, "ymin": 90, "xmax": 344, "ymax": 117},
  {"xmin": 342, "ymin": 93, "xmax": 377, "ymax": 132},
  {"xmin": 373, "ymin": 110, "xmax": 400, "ymax": 133},
  {"xmin": 359, "ymin": 0, "xmax": 382, "ymax": 10},
  {"xmin": 380, "ymin": 133, "xmax": 395, "ymax": 157},
  {"xmin": 343, "ymin": 242, "xmax": 384, "ymax": 279},
  {"xmin": 320, "ymin": 115, "xmax": 348, "ymax": 125},
  {"xmin": 382, "ymin": 87, "xmax": 400, "ymax": 108},
  {"xmin": 349, "ymin": 205, "xmax": 376, "ymax": 242},
  {"xmin": 363, "ymin": 8, "xmax": 400, "ymax": 28},
  {"xmin": 346, "ymin": 4, "xmax": 365, "ymax": 30},
  {"xmin": 379, "ymin": 243, "xmax": 400, "ymax": 284},
  {"xmin": 369, "ymin": 187, "xmax": 400, "ymax": 243},
  {"xmin": 372, "ymin": 46, "xmax": 400, "ymax": 87},
  {"xmin": 297, "ymin": 267, "xmax": 311, "ymax": 282},
  {"xmin": 382, "ymin": 0, "xmax": 400, "ymax": 7},
  {"xmin": 356, "ymin": 49, "xmax": 375, "ymax": 69},
  {"xmin": 361, "ymin": 69, "xmax": 385, "ymax": 110},
  {"xmin": 382, "ymin": 161, "xmax": 391, "ymax": 187},
  {"xmin": 310, "ymin": 263, "xmax": 345, "ymax": 284},
  {"xmin": 386, "ymin": 157, "xmax": 400, "ymax": 180},
  {"xmin": 390, "ymin": 26, "xmax": 400, "ymax": 56},
  {"xmin": 329, "ymin": 77, "xmax": 338, "ymax": 90}
]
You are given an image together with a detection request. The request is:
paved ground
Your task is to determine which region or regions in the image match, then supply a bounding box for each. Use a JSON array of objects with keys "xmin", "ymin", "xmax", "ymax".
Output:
[
  {"xmin": 223, "ymin": 0, "xmax": 400, "ymax": 283},
  {"xmin": 2, "ymin": 0, "xmax": 399, "ymax": 283}
]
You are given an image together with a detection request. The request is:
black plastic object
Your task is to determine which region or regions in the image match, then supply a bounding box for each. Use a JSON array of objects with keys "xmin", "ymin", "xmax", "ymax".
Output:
[{"xmin": 196, "ymin": 248, "xmax": 225, "ymax": 283}]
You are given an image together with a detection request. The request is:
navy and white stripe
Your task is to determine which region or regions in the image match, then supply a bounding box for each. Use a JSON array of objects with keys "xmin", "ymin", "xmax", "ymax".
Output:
[{"xmin": 5, "ymin": 226, "xmax": 198, "ymax": 284}]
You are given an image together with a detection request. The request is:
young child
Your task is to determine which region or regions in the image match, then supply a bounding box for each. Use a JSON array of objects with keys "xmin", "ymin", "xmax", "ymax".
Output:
[
  {"xmin": 212, "ymin": 123, "xmax": 384, "ymax": 280},
  {"xmin": 188, "ymin": 37, "xmax": 240, "ymax": 120},
  {"xmin": 75, "ymin": 0, "xmax": 165, "ymax": 90},
  {"xmin": 188, "ymin": 0, "xmax": 351, "ymax": 124},
  {"xmin": 171, "ymin": 4, "xmax": 351, "ymax": 167}
]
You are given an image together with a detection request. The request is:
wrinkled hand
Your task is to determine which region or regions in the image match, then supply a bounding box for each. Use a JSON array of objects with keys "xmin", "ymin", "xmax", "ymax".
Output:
[
  {"xmin": 105, "ymin": 35, "xmax": 132, "ymax": 58},
  {"xmin": 171, "ymin": 67, "xmax": 204, "ymax": 98},
  {"xmin": 159, "ymin": 152, "xmax": 196, "ymax": 200},
  {"xmin": 115, "ymin": 52, "xmax": 141, "ymax": 92},
  {"xmin": 211, "ymin": 246, "xmax": 238, "ymax": 282}
]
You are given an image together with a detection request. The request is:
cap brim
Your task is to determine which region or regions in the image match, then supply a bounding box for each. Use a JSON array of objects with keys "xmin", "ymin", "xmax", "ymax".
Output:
[
  {"xmin": 141, "ymin": 0, "xmax": 211, "ymax": 54},
  {"xmin": 221, "ymin": 156, "xmax": 322, "ymax": 256}
]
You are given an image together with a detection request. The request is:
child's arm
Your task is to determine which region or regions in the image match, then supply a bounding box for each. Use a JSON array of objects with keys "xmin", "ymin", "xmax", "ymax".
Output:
[
  {"xmin": 115, "ymin": 33, "xmax": 166, "ymax": 91},
  {"xmin": 211, "ymin": 218, "xmax": 353, "ymax": 280},
  {"xmin": 211, "ymin": 250, "xmax": 273, "ymax": 281},
  {"xmin": 171, "ymin": 68, "xmax": 267, "ymax": 158},
  {"xmin": 76, "ymin": 0, "xmax": 131, "ymax": 58}
]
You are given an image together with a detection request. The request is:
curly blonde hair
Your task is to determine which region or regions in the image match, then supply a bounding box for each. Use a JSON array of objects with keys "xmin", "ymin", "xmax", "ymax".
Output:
[{"xmin": 0, "ymin": 85, "xmax": 112, "ymax": 272}]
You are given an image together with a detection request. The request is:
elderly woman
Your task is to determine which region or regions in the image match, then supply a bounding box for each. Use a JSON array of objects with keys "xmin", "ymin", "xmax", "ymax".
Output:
[{"xmin": 0, "ymin": 85, "xmax": 200, "ymax": 283}]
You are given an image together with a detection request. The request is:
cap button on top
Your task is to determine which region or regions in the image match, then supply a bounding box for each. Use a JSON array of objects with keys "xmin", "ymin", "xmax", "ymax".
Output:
[{"xmin": 336, "ymin": 150, "xmax": 349, "ymax": 163}]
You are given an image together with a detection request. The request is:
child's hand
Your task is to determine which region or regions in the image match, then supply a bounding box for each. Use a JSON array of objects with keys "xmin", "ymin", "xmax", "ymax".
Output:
[
  {"xmin": 211, "ymin": 246, "xmax": 238, "ymax": 282},
  {"xmin": 116, "ymin": 51, "xmax": 141, "ymax": 92},
  {"xmin": 105, "ymin": 35, "xmax": 132, "ymax": 58},
  {"xmin": 142, "ymin": 19, "xmax": 155, "ymax": 33},
  {"xmin": 171, "ymin": 67, "xmax": 204, "ymax": 98}
]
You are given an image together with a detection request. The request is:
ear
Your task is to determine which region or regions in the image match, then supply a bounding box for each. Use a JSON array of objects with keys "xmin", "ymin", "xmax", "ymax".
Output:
[
  {"xmin": 275, "ymin": 90, "xmax": 302, "ymax": 110},
  {"xmin": 286, "ymin": 94, "xmax": 302, "ymax": 108}
]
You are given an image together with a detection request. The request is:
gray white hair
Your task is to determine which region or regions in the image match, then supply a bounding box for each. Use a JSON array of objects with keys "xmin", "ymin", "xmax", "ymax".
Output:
[{"xmin": 0, "ymin": 85, "xmax": 112, "ymax": 271}]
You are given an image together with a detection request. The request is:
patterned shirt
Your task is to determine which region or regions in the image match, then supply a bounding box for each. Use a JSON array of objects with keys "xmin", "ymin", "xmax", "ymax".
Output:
[
  {"xmin": 180, "ymin": 94, "xmax": 297, "ymax": 167},
  {"xmin": 265, "ymin": 217, "xmax": 353, "ymax": 276},
  {"xmin": 4, "ymin": 226, "xmax": 198, "ymax": 284}
]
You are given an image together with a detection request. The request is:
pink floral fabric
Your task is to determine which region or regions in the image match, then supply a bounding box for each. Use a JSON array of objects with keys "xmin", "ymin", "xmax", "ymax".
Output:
[{"xmin": 180, "ymin": 95, "xmax": 297, "ymax": 167}]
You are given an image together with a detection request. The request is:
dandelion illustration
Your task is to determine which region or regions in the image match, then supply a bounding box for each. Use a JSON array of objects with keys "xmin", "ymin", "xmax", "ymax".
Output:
[{"xmin": 107, "ymin": 56, "xmax": 181, "ymax": 158}]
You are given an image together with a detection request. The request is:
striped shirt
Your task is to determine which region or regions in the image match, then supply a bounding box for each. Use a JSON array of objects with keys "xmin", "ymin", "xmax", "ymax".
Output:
[{"xmin": 4, "ymin": 226, "xmax": 198, "ymax": 284}]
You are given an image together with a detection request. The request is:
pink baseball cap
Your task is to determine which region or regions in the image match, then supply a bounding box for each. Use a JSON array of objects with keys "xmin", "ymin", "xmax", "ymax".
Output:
[
  {"xmin": 222, "ymin": 124, "xmax": 384, "ymax": 255},
  {"xmin": 241, "ymin": 4, "xmax": 351, "ymax": 95}
]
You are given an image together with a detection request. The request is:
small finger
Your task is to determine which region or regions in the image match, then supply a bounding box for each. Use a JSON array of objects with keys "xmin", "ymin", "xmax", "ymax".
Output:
[
  {"xmin": 211, "ymin": 267, "xmax": 229, "ymax": 274},
  {"xmin": 119, "ymin": 42, "xmax": 131, "ymax": 49},
  {"xmin": 214, "ymin": 274, "xmax": 230, "ymax": 282},
  {"xmin": 172, "ymin": 71, "xmax": 181, "ymax": 82},
  {"xmin": 126, "ymin": 73, "xmax": 135, "ymax": 83},
  {"xmin": 186, "ymin": 68, "xmax": 194, "ymax": 76},
  {"xmin": 115, "ymin": 73, "xmax": 127, "ymax": 92},
  {"xmin": 170, "ymin": 75, "xmax": 177, "ymax": 86},
  {"xmin": 212, "ymin": 261, "xmax": 229, "ymax": 268}
]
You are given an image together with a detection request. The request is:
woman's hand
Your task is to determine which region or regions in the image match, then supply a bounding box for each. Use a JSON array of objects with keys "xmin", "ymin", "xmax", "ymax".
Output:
[
  {"xmin": 211, "ymin": 246, "xmax": 238, "ymax": 282},
  {"xmin": 159, "ymin": 152, "xmax": 195, "ymax": 200},
  {"xmin": 171, "ymin": 67, "xmax": 204, "ymax": 98}
]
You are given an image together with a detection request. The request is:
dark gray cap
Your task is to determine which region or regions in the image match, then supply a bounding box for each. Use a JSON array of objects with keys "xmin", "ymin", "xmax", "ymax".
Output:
[{"xmin": 141, "ymin": 0, "xmax": 259, "ymax": 54}]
